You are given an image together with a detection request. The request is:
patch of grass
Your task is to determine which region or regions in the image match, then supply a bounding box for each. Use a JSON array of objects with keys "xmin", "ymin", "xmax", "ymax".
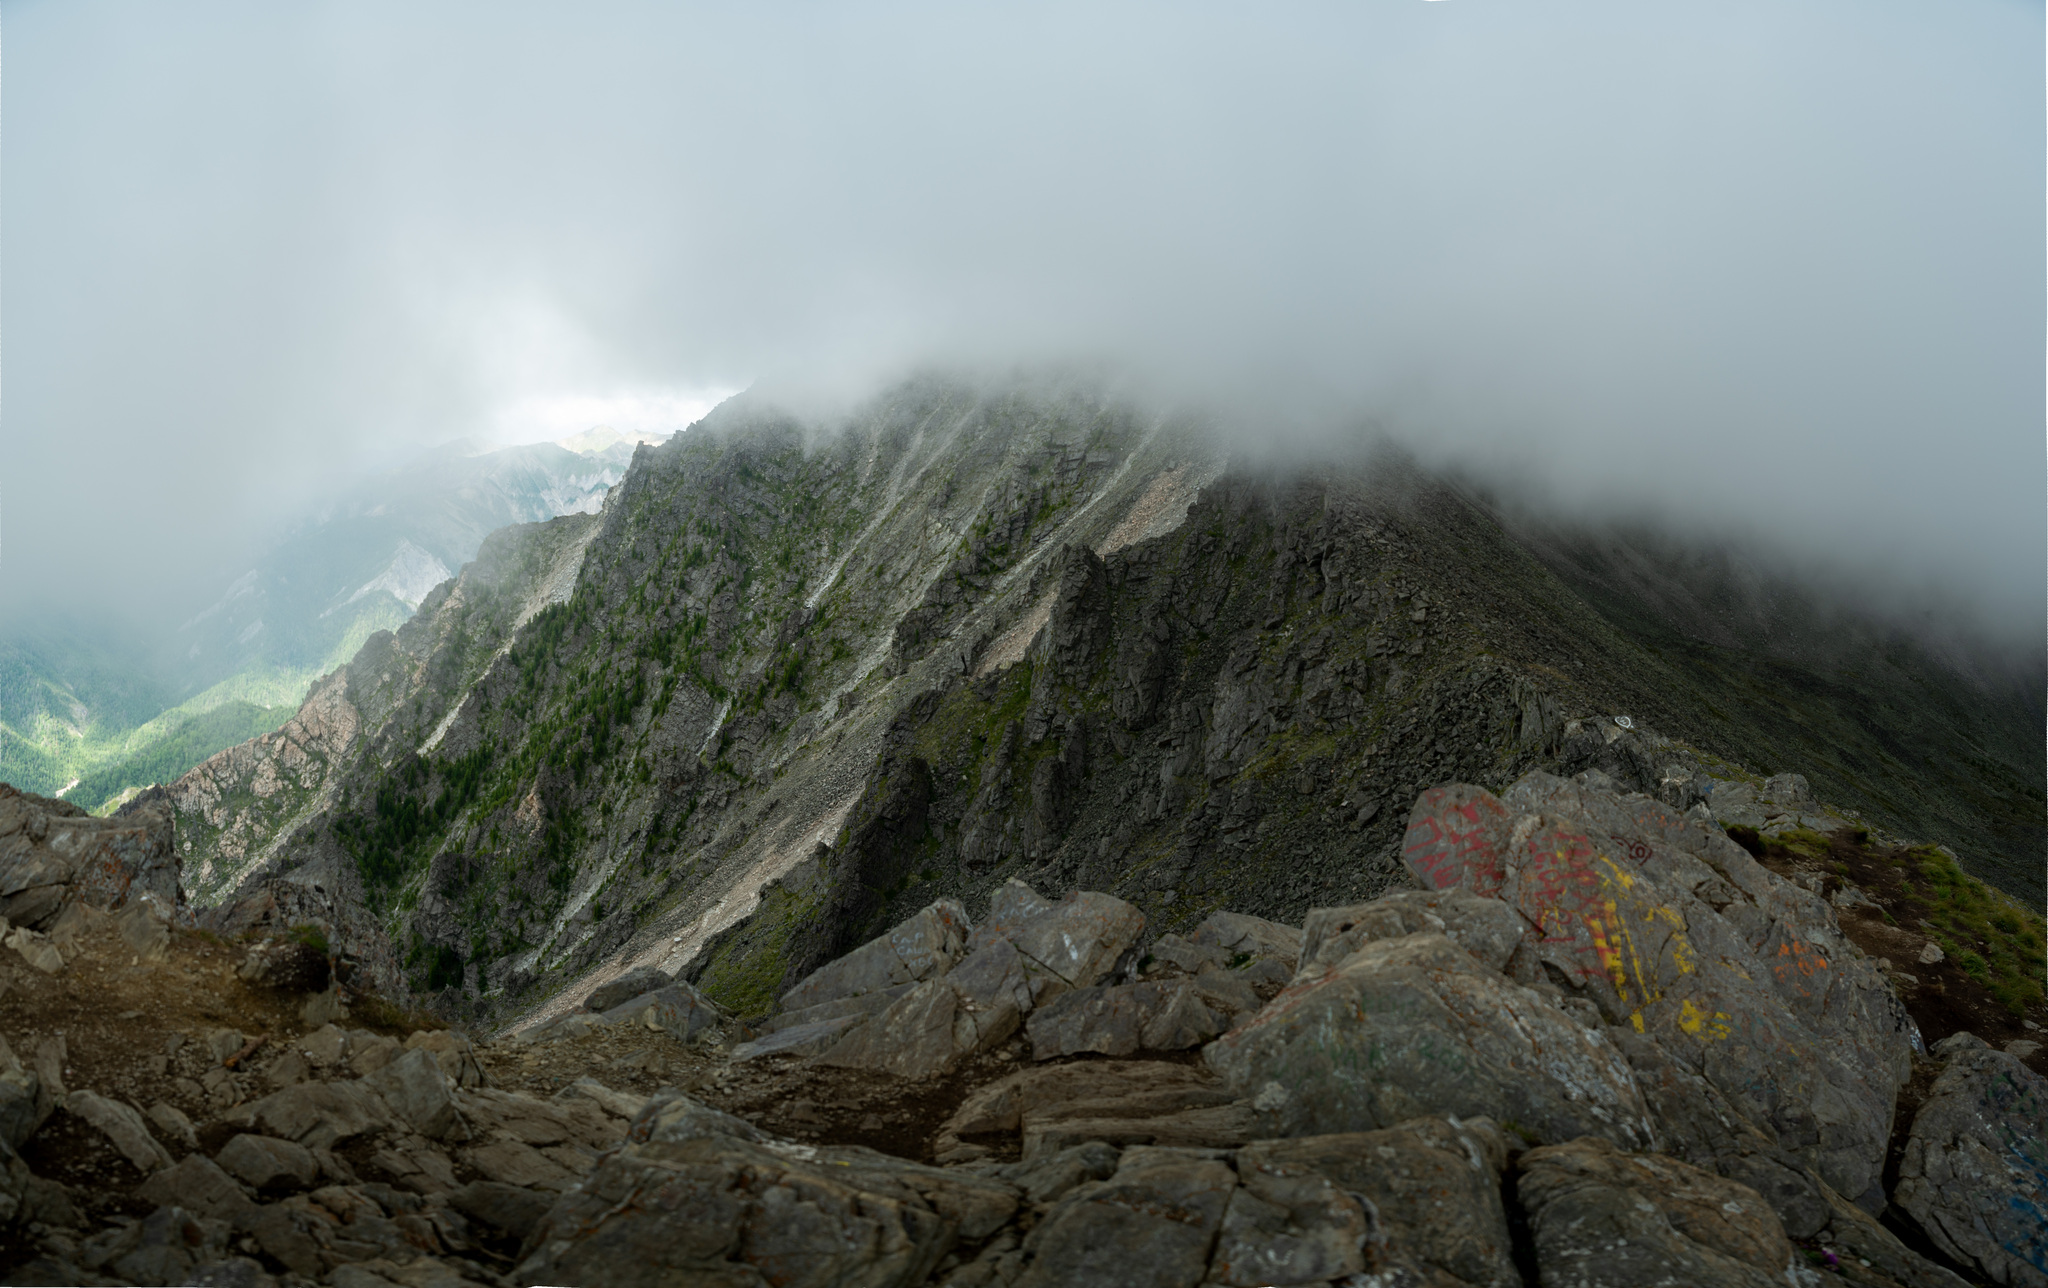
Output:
[
  {"xmin": 286, "ymin": 924, "xmax": 330, "ymax": 955},
  {"xmin": 1908, "ymin": 845, "xmax": 2046, "ymax": 1016}
]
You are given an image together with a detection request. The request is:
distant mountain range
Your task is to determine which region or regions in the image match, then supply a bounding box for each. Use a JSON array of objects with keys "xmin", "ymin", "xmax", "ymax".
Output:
[{"xmin": 0, "ymin": 431, "xmax": 666, "ymax": 812}]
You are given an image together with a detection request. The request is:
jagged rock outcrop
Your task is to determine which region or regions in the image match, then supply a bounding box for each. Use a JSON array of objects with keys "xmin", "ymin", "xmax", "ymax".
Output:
[
  {"xmin": 1894, "ymin": 1033, "xmax": 2048, "ymax": 1287},
  {"xmin": 0, "ymin": 783, "xmax": 177, "ymax": 930}
]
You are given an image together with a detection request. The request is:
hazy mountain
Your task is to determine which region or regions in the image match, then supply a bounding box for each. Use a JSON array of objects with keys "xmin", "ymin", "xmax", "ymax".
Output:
[
  {"xmin": 0, "ymin": 434, "xmax": 662, "ymax": 812},
  {"xmin": 161, "ymin": 377, "xmax": 2042, "ymax": 1029}
]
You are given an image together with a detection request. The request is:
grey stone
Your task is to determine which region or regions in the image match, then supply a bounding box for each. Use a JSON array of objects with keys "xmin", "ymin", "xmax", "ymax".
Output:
[
  {"xmin": 584, "ymin": 964, "xmax": 673, "ymax": 1013},
  {"xmin": 1206, "ymin": 930, "xmax": 1654, "ymax": 1149},
  {"xmin": 1298, "ymin": 886, "xmax": 1524, "ymax": 974},
  {"xmin": 447, "ymin": 1179, "xmax": 555, "ymax": 1238},
  {"xmin": 1894, "ymin": 1033, "xmax": 2048, "ymax": 1287},
  {"xmin": 103, "ymin": 1203, "xmax": 231, "ymax": 1286},
  {"xmin": 217, "ymin": 1134, "xmax": 319, "ymax": 1193},
  {"xmin": 207, "ymin": 1028, "xmax": 248, "ymax": 1064},
  {"xmin": 514, "ymin": 1095, "xmax": 1019, "ymax": 1288},
  {"xmin": 778, "ymin": 897, "xmax": 972, "ymax": 1013},
  {"xmin": 349, "ymin": 1033, "xmax": 403, "ymax": 1076},
  {"xmin": 730, "ymin": 1013, "xmax": 864, "ymax": 1062},
  {"xmin": 67, "ymin": 1089, "xmax": 173, "ymax": 1173},
  {"xmin": 996, "ymin": 1141, "xmax": 1121, "ymax": 1205},
  {"xmin": 1519, "ymin": 1135, "xmax": 1801, "ymax": 1288},
  {"xmin": 1233, "ymin": 1118, "xmax": 1519, "ymax": 1288},
  {"xmin": 761, "ymin": 981, "xmax": 917, "ymax": 1035},
  {"xmin": 1415, "ymin": 772, "xmax": 1913, "ymax": 1202},
  {"xmin": 134, "ymin": 1154, "xmax": 255, "ymax": 1221},
  {"xmin": 146, "ymin": 1100, "xmax": 199, "ymax": 1151},
  {"xmin": 817, "ymin": 976, "xmax": 961, "ymax": 1079},
  {"xmin": 403, "ymin": 1029, "xmax": 487, "ymax": 1088},
  {"xmin": 1002, "ymin": 890, "xmax": 1146, "ymax": 994},
  {"xmin": 1024, "ymin": 981, "xmax": 1221, "ymax": 1060},
  {"xmin": 223, "ymin": 1079, "xmax": 395, "ymax": 1151},
  {"xmin": 618, "ymin": 981, "xmax": 721, "ymax": 1043},
  {"xmin": 968, "ymin": 878, "xmax": 1056, "ymax": 952},
  {"xmin": 552, "ymin": 1076, "xmax": 649, "ymax": 1122},
  {"xmin": 936, "ymin": 1060, "xmax": 1251, "ymax": 1164},
  {"xmin": 1187, "ymin": 910, "xmax": 1302, "ymax": 972},
  {"xmin": 1016, "ymin": 1147, "xmax": 1235, "ymax": 1288},
  {"xmin": 362, "ymin": 1047, "xmax": 464, "ymax": 1141}
]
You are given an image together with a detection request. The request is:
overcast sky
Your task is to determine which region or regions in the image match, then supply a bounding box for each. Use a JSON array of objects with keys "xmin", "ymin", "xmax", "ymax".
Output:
[{"xmin": 3, "ymin": 0, "xmax": 2040, "ymax": 644}]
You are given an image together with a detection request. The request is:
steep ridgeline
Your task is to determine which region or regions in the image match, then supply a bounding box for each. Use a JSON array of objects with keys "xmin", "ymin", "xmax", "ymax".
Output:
[
  {"xmin": 171, "ymin": 378, "xmax": 2039, "ymax": 1028},
  {"xmin": 177, "ymin": 379, "xmax": 1216, "ymax": 1011}
]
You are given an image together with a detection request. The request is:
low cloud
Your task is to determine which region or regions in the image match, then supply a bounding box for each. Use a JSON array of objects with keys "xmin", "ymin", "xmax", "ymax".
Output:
[{"xmin": 3, "ymin": 0, "xmax": 2038, "ymax": 644}]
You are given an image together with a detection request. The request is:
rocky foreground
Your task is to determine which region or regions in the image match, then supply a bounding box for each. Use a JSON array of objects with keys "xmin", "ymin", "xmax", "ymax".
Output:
[{"xmin": 1, "ymin": 774, "xmax": 2044, "ymax": 1286}]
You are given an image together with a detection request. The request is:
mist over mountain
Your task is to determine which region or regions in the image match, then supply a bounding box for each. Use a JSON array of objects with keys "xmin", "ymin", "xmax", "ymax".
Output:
[
  {"xmin": 0, "ymin": 435, "xmax": 651, "ymax": 811},
  {"xmin": 3, "ymin": 1, "xmax": 2039, "ymax": 651}
]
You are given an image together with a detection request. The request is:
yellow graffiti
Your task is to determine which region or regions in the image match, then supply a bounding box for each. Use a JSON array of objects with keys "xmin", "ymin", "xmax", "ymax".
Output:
[{"xmin": 1677, "ymin": 998, "xmax": 1733, "ymax": 1040}]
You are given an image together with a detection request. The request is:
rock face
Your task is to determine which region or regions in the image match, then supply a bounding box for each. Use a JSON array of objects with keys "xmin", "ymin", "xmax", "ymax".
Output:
[
  {"xmin": 1398, "ymin": 773, "xmax": 1914, "ymax": 1204},
  {"xmin": 1894, "ymin": 1033, "xmax": 2048, "ymax": 1287},
  {"xmin": 806, "ymin": 887, "xmax": 1147, "ymax": 1080},
  {"xmin": 1204, "ymin": 928, "xmax": 1655, "ymax": 1149},
  {"xmin": 0, "ymin": 784, "xmax": 178, "ymax": 931},
  {"xmin": 1518, "ymin": 1135, "xmax": 1803, "ymax": 1288}
]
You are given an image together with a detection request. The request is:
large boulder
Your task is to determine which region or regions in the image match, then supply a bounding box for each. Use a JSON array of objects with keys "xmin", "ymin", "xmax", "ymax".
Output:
[
  {"xmin": 513, "ymin": 1092, "xmax": 1020, "ymax": 1288},
  {"xmin": 1399, "ymin": 773, "xmax": 1912, "ymax": 1204},
  {"xmin": 0, "ymin": 784, "xmax": 179, "ymax": 930},
  {"xmin": 1204, "ymin": 930, "xmax": 1654, "ymax": 1150},
  {"xmin": 1518, "ymin": 1136, "xmax": 1803, "ymax": 1288},
  {"xmin": 1229, "ymin": 1117, "xmax": 1520, "ymax": 1288},
  {"xmin": 1015, "ymin": 1147, "xmax": 1237, "ymax": 1288},
  {"xmin": 936, "ymin": 1061, "xmax": 1249, "ymax": 1164},
  {"xmin": 1024, "ymin": 981, "xmax": 1222, "ymax": 1060},
  {"xmin": 818, "ymin": 886, "xmax": 1145, "ymax": 1079},
  {"xmin": 583, "ymin": 964, "xmax": 673, "ymax": 1013},
  {"xmin": 778, "ymin": 898, "xmax": 972, "ymax": 1013},
  {"xmin": 1893, "ymin": 1033, "xmax": 2048, "ymax": 1287}
]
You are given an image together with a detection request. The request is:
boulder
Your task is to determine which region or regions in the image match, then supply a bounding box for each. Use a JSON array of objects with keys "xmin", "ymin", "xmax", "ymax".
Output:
[
  {"xmin": 1001, "ymin": 889, "xmax": 1145, "ymax": 994},
  {"xmin": 146, "ymin": 1101, "xmax": 200, "ymax": 1151},
  {"xmin": 0, "ymin": 783, "xmax": 179, "ymax": 929},
  {"xmin": 226, "ymin": 1079, "xmax": 395, "ymax": 1151},
  {"xmin": 1894, "ymin": 1033, "xmax": 2048, "ymax": 1287},
  {"xmin": 447, "ymin": 1179, "xmax": 554, "ymax": 1240},
  {"xmin": 610, "ymin": 981, "xmax": 721, "ymax": 1043},
  {"xmin": 760, "ymin": 980, "xmax": 917, "ymax": 1036},
  {"xmin": 778, "ymin": 898, "xmax": 972, "ymax": 1013},
  {"xmin": 217, "ymin": 1134, "xmax": 319, "ymax": 1193},
  {"xmin": 1024, "ymin": 981, "xmax": 1222, "ymax": 1060},
  {"xmin": 816, "ymin": 976, "xmax": 962, "ymax": 1080},
  {"xmin": 583, "ymin": 964, "xmax": 672, "ymax": 1013},
  {"xmin": 1015, "ymin": 1147, "xmax": 1236, "ymax": 1288},
  {"xmin": 1403, "ymin": 772, "xmax": 1911, "ymax": 1203},
  {"xmin": 936, "ymin": 1061, "xmax": 1249, "ymax": 1164},
  {"xmin": 968, "ymin": 878, "xmax": 1056, "ymax": 951},
  {"xmin": 1205, "ymin": 930, "xmax": 1654, "ymax": 1150},
  {"xmin": 1518, "ymin": 1136, "xmax": 1802, "ymax": 1288},
  {"xmin": 730, "ymin": 1014, "xmax": 865, "ymax": 1062},
  {"xmin": 134, "ymin": 1154, "xmax": 255, "ymax": 1221},
  {"xmin": 1298, "ymin": 887, "xmax": 1523, "ymax": 975},
  {"xmin": 87, "ymin": 1203, "xmax": 232, "ymax": 1286},
  {"xmin": 995, "ymin": 1141, "xmax": 1121, "ymax": 1205},
  {"xmin": 362, "ymin": 1048, "xmax": 463, "ymax": 1141},
  {"xmin": 66, "ymin": 1089, "xmax": 173, "ymax": 1173},
  {"xmin": 514, "ymin": 1091, "xmax": 1019, "ymax": 1288},
  {"xmin": 403, "ymin": 1030, "xmax": 487, "ymax": 1088},
  {"xmin": 1187, "ymin": 910, "xmax": 1302, "ymax": 973},
  {"xmin": 1233, "ymin": 1118, "xmax": 1519, "ymax": 1288}
]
